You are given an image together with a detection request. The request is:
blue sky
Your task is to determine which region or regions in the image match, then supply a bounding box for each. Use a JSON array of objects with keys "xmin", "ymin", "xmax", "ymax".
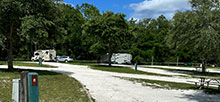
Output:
[{"xmin": 63, "ymin": 0, "xmax": 191, "ymax": 20}]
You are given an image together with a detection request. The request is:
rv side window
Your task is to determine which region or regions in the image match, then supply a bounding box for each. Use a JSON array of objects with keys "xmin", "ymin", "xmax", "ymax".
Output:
[
  {"xmin": 35, "ymin": 53, "xmax": 39, "ymax": 55},
  {"xmin": 46, "ymin": 51, "xmax": 48, "ymax": 54}
]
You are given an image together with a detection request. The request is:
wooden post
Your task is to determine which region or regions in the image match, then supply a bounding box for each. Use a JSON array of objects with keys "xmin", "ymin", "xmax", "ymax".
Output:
[{"xmin": 20, "ymin": 71, "xmax": 29, "ymax": 102}]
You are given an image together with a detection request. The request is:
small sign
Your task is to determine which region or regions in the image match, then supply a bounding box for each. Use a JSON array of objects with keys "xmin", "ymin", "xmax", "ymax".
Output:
[{"xmin": 32, "ymin": 75, "xmax": 38, "ymax": 86}]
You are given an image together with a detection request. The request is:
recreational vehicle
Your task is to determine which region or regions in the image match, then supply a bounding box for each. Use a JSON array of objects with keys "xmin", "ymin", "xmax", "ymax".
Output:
[
  {"xmin": 100, "ymin": 53, "xmax": 132, "ymax": 64},
  {"xmin": 31, "ymin": 50, "xmax": 56, "ymax": 61}
]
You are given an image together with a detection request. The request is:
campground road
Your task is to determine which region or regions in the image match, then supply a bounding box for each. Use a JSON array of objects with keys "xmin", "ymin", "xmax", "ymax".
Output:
[{"xmin": 1, "ymin": 62, "xmax": 220, "ymax": 102}]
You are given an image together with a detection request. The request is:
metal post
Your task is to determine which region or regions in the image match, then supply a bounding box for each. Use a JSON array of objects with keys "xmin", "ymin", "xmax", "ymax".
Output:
[
  {"xmin": 38, "ymin": 58, "xmax": 42, "ymax": 66},
  {"xmin": 134, "ymin": 63, "xmax": 137, "ymax": 72}
]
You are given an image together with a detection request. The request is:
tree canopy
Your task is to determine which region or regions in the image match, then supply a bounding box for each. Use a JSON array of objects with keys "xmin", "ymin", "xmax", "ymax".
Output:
[
  {"xmin": 1, "ymin": 0, "xmax": 220, "ymax": 70},
  {"xmin": 169, "ymin": 0, "xmax": 220, "ymax": 72},
  {"xmin": 83, "ymin": 11, "xmax": 132, "ymax": 66}
]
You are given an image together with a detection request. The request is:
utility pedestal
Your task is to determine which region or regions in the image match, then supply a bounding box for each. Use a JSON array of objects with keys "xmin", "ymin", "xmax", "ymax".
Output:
[
  {"xmin": 27, "ymin": 72, "xmax": 39, "ymax": 102},
  {"xmin": 38, "ymin": 58, "xmax": 42, "ymax": 66},
  {"xmin": 134, "ymin": 63, "xmax": 138, "ymax": 72},
  {"xmin": 12, "ymin": 71, "xmax": 39, "ymax": 102}
]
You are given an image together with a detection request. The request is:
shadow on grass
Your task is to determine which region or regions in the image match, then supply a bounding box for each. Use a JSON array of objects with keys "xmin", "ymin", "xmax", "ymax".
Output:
[
  {"xmin": 145, "ymin": 67, "xmax": 220, "ymax": 77},
  {"xmin": 91, "ymin": 65, "xmax": 172, "ymax": 77},
  {"xmin": 67, "ymin": 61, "xmax": 98, "ymax": 66},
  {"xmin": 167, "ymin": 69, "xmax": 220, "ymax": 77},
  {"xmin": 0, "ymin": 69, "xmax": 67, "ymax": 76},
  {"xmin": 119, "ymin": 76, "xmax": 220, "ymax": 95},
  {"xmin": 91, "ymin": 65, "xmax": 128, "ymax": 68}
]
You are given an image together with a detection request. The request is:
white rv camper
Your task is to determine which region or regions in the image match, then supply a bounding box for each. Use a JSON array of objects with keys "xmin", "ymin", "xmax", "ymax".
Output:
[
  {"xmin": 101, "ymin": 53, "xmax": 132, "ymax": 64},
  {"xmin": 31, "ymin": 50, "xmax": 56, "ymax": 61},
  {"xmin": 111, "ymin": 53, "xmax": 132, "ymax": 64}
]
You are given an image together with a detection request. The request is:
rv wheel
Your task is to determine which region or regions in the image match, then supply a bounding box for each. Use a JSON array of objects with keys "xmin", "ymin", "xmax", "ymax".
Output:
[{"xmin": 65, "ymin": 60, "xmax": 68, "ymax": 63}]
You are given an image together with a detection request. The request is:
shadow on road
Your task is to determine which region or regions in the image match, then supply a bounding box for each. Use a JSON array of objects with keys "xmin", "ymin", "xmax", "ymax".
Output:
[{"xmin": 179, "ymin": 91, "xmax": 220, "ymax": 102}]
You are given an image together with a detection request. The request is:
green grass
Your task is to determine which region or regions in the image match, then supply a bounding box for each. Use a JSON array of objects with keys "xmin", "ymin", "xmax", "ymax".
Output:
[
  {"xmin": 0, "ymin": 62, "xmax": 57, "ymax": 68},
  {"xmin": 90, "ymin": 65, "xmax": 172, "ymax": 77},
  {"xmin": 144, "ymin": 67, "xmax": 220, "ymax": 78},
  {"xmin": 67, "ymin": 61, "xmax": 98, "ymax": 66},
  {"xmin": 66, "ymin": 62, "xmax": 173, "ymax": 77},
  {"xmin": 118, "ymin": 77, "xmax": 220, "ymax": 94},
  {"xmin": 0, "ymin": 69, "xmax": 91, "ymax": 102},
  {"xmin": 143, "ymin": 64, "xmax": 220, "ymax": 69}
]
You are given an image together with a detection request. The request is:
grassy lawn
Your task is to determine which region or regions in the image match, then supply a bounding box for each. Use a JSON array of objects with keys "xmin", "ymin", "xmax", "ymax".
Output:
[
  {"xmin": 0, "ymin": 69, "xmax": 91, "ymax": 102},
  {"xmin": 67, "ymin": 61, "xmax": 98, "ymax": 66},
  {"xmin": 143, "ymin": 65, "xmax": 220, "ymax": 70},
  {"xmin": 144, "ymin": 67, "xmax": 220, "ymax": 78},
  {"xmin": 0, "ymin": 61, "xmax": 57, "ymax": 68},
  {"xmin": 90, "ymin": 65, "xmax": 172, "ymax": 77},
  {"xmin": 118, "ymin": 77, "xmax": 220, "ymax": 94}
]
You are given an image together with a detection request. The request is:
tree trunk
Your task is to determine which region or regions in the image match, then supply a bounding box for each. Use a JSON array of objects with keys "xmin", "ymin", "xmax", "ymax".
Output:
[
  {"xmin": 7, "ymin": 23, "xmax": 14, "ymax": 71},
  {"xmin": 108, "ymin": 53, "xmax": 112, "ymax": 66},
  {"xmin": 202, "ymin": 60, "xmax": 206, "ymax": 73}
]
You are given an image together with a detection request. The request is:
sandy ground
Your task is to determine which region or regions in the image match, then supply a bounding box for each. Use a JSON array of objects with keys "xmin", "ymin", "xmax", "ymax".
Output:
[{"xmin": 1, "ymin": 62, "xmax": 220, "ymax": 102}]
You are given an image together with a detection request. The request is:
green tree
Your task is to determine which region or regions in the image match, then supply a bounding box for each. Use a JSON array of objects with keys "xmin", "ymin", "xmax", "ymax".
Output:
[
  {"xmin": 131, "ymin": 15, "xmax": 171, "ymax": 63},
  {"xmin": 77, "ymin": 3, "xmax": 101, "ymax": 19},
  {"xmin": 170, "ymin": 0, "xmax": 220, "ymax": 72},
  {"xmin": 0, "ymin": 0, "xmax": 23, "ymax": 71},
  {"xmin": 83, "ymin": 11, "xmax": 132, "ymax": 66},
  {"xmin": 20, "ymin": 0, "xmax": 66, "ymax": 57},
  {"xmin": 55, "ymin": 3, "xmax": 85, "ymax": 59},
  {"xmin": 76, "ymin": 3, "xmax": 101, "ymax": 60},
  {"xmin": 0, "ymin": 0, "xmax": 62, "ymax": 71}
]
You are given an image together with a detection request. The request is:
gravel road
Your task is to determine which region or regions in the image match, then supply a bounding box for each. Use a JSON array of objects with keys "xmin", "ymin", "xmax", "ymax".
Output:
[{"xmin": 1, "ymin": 62, "xmax": 220, "ymax": 102}]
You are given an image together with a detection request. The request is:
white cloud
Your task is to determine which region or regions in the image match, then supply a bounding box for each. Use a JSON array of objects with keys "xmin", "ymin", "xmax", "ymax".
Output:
[{"xmin": 129, "ymin": 0, "xmax": 191, "ymax": 19}]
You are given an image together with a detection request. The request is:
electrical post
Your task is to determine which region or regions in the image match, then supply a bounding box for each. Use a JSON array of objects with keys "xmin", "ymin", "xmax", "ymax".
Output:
[
  {"xmin": 12, "ymin": 71, "xmax": 39, "ymax": 102},
  {"xmin": 134, "ymin": 63, "xmax": 137, "ymax": 72}
]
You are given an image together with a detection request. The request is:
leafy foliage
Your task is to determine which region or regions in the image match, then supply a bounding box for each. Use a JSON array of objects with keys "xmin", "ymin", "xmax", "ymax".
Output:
[
  {"xmin": 169, "ymin": 0, "xmax": 220, "ymax": 72},
  {"xmin": 130, "ymin": 15, "xmax": 171, "ymax": 63},
  {"xmin": 83, "ymin": 11, "xmax": 133, "ymax": 65}
]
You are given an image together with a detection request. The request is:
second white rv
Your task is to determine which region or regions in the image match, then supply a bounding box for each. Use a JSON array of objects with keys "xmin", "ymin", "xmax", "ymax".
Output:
[{"xmin": 100, "ymin": 53, "xmax": 132, "ymax": 64}]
